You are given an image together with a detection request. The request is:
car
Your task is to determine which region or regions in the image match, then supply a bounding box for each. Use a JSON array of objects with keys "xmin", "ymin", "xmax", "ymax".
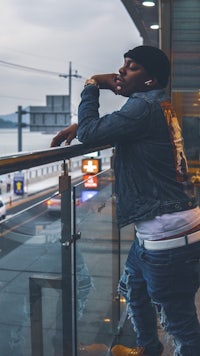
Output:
[
  {"xmin": 45, "ymin": 194, "xmax": 81, "ymax": 214},
  {"xmin": 0, "ymin": 199, "xmax": 6, "ymax": 220},
  {"xmin": 46, "ymin": 194, "xmax": 61, "ymax": 213}
]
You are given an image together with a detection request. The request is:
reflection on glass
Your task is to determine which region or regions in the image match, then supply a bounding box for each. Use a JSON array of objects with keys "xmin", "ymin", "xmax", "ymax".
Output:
[
  {"xmin": 73, "ymin": 169, "xmax": 119, "ymax": 355},
  {"xmin": 0, "ymin": 198, "xmax": 62, "ymax": 356}
]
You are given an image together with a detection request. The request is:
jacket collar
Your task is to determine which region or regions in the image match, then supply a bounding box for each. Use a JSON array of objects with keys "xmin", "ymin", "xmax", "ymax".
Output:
[{"xmin": 130, "ymin": 89, "xmax": 169, "ymax": 102}]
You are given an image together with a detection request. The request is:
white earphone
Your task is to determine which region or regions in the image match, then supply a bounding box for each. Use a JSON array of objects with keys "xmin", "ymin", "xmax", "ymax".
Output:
[{"xmin": 144, "ymin": 80, "xmax": 152, "ymax": 86}]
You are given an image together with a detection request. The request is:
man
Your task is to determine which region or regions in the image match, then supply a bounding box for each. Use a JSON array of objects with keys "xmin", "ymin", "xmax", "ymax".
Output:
[{"xmin": 51, "ymin": 46, "xmax": 200, "ymax": 356}]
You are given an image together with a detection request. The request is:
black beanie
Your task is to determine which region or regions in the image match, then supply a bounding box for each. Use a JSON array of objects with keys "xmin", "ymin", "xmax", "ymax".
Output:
[{"xmin": 124, "ymin": 45, "xmax": 170, "ymax": 87}]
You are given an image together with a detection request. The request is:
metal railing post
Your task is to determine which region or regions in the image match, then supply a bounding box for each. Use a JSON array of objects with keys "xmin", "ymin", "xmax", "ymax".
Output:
[
  {"xmin": 29, "ymin": 276, "xmax": 62, "ymax": 356},
  {"xmin": 59, "ymin": 160, "xmax": 73, "ymax": 356}
]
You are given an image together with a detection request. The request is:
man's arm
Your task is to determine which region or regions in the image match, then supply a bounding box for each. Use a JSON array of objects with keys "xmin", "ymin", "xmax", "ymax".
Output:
[
  {"xmin": 89, "ymin": 73, "xmax": 118, "ymax": 93},
  {"xmin": 50, "ymin": 74, "xmax": 117, "ymax": 147}
]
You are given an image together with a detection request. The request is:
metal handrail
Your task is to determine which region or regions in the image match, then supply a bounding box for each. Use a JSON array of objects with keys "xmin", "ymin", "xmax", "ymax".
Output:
[{"xmin": 0, "ymin": 143, "xmax": 110, "ymax": 175}]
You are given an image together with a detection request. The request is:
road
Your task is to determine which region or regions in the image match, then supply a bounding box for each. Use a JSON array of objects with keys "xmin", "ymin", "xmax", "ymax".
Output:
[
  {"xmin": 0, "ymin": 176, "xmax": 83, "ymax": 258},
  {"xmin": 0, "ymin": 193, "xmax": 58, "ymax": 258},
  {"xmin": 0, "ymin": 169, "xmax": 113, "ymax": 259}
]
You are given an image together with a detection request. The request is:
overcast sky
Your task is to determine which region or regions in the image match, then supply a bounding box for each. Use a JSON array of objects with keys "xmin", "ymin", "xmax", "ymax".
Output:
[{"xmin": 0, "ymin": 0, "xmax": 142, "ymax": 119}]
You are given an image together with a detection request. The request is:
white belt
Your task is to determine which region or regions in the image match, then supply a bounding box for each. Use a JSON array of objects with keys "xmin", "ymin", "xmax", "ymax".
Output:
[{"xmin": 139, "ymin": 230, "xmax": 200, "ymax": 251}]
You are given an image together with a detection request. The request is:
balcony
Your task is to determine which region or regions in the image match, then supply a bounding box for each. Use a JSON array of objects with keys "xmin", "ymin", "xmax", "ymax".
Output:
[{"xmin": 0, "ymin": 144, "xmax": 200, "ymax": 356}]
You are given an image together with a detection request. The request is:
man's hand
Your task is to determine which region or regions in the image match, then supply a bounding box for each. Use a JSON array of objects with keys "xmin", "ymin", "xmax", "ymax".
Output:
[
  {"xmin": 50, "ymin": 123, "xmax": 78, "ymax": 147},
  {"xmin": 91, "ymin": 73, "xmax": 118, "ymax": 93}
]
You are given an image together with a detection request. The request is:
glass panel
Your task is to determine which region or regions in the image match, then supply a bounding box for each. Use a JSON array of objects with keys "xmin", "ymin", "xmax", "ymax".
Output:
[
  {"xmin": 0, "ymin": 193, "xmax": 63, "ymax": 356},
  {"xmin": 119, "ymin": 224, "xmax": 135, "ymax": 318},
  {"xmin": 73, "ymin": 169, "xmax": 120, "ymax": 355}
]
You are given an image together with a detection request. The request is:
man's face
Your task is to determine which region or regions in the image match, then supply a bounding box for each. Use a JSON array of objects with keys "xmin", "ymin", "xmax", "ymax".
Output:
[{"xmin": 115, "ymin": 58, "xmax": 152, "ymax": 97}]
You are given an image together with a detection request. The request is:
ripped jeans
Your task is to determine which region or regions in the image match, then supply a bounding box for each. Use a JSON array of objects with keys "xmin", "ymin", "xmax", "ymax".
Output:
[{"xmin": 118, "ymin": 238, "xmax": 200, "ymax": 356}]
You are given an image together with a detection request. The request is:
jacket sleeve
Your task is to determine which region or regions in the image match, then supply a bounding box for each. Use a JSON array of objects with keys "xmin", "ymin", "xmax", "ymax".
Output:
[{"xmin": 77, "ymin": 85, "xmax": 151, "ymax": 146}]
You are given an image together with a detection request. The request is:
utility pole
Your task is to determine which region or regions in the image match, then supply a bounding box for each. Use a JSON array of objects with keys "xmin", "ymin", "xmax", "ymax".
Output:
[
  {"xmin": 59, "ymin": 62, "xmax": 81, "ymax": 124},
  {"xmin": 68, "ymin": 61, "xmax": 72, "ymax": 121},
  {"xmin": 18, "ymin": 106, "xmax": 22, "ymax": 152}
]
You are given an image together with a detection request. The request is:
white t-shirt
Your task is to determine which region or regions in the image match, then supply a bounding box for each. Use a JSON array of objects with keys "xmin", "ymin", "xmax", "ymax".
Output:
[{"xmin": 135, "ymin": 207, "xmax": 200, "ymax": 241}]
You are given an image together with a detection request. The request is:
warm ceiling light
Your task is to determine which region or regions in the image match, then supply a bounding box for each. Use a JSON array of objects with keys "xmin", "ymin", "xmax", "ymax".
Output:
[
  {"xmin": 150, "ymin": 24, "xmax": 159, "ymax": 29},
  {"xmin": 142, "ymin": 1, "xmax": 155, "ymax": 6}
]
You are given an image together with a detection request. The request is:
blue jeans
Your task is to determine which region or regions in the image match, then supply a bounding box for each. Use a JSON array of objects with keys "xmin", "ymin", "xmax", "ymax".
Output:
[{"xmin": 118, "ymin": 238, "xmax": 200, "ymax": 356}]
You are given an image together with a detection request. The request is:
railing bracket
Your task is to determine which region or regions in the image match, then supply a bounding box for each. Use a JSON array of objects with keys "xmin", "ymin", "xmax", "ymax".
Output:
[
  {"xmin": 73, "ymin": 231, "xmax": 81, "ymax": 241},
  {"xmin": 61, "ymin": 231, "xmax": 81, "ymax": 248}
]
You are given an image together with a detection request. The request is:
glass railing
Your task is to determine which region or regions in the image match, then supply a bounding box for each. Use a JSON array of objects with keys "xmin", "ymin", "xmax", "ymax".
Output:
[
  {"xmin": 0, "ymin": 145, "xmax": 131, "ymax": 356},
  {"xmin": 73, "ymin": 169, "xmax": 120, "ymax": 355},
  {"xmin": 0, "ymin": 195, "xmax": 63, "ymax": 356}
]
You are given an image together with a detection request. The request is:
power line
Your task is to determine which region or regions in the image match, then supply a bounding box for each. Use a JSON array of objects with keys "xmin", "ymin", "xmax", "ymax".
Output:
[
  {"xmin": 0, "ymin": 94, "xmax": 39, "ymax": 101},
  {"xmin": 0, "ymin": 59, "xmax": 61, "ymax": 76},
  {"xmin": 0, "ymin": 60, "xmax": 84, "ymax": 118},
  {"xmin": 0, "ymin": 59, "xmax": 82, "ymax": 79}
]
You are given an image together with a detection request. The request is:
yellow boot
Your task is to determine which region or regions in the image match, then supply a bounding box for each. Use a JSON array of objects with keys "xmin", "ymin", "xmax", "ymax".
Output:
[{"xmin": 111, "ymin": 345, "xmax": 145, "ymax": 356}]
